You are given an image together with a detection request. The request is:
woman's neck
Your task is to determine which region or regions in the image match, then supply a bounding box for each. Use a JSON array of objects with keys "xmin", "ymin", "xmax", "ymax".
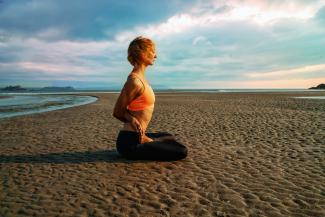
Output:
[{"xmin": 132, "ymin": 63, "xmax": 147, "ymax": 77}]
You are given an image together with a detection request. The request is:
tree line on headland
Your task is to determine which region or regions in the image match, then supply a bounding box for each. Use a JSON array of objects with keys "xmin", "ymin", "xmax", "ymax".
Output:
[
  {"xmin": 308, "ymin": 83, "xmax": 325, "ymax": 89},
  {"xmin": 0, "ymin": 85, "xmax": 76, "ymax": 91}
]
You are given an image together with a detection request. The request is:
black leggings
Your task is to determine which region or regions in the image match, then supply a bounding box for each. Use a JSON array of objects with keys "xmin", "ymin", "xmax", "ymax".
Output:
[{"xmin": 116, "ymin": 131, "xmax": 188, "ymax": 161}]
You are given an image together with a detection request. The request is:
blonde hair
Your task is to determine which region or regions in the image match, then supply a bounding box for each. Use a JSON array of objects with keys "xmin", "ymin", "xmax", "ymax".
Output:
[{"xmin": 127, "ymin": 36, "xmax": 155, "ymax": 66}]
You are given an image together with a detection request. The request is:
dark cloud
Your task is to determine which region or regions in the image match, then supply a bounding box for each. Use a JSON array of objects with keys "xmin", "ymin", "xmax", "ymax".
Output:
[{"xmin": 0, "ymin": 0, "xmax": 196, "ymax": 40}]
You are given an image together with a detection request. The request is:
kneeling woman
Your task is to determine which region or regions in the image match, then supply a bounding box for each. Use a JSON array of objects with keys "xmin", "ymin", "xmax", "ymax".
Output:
[{"xmin": 113, "ymin": 36, "xmax": 187, "ymax": 161}]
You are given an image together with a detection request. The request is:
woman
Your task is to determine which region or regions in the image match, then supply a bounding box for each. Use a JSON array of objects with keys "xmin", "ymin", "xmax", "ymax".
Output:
[{"xmin": 113, "ymin": 36, "xmax": 188, "ymax": 161}]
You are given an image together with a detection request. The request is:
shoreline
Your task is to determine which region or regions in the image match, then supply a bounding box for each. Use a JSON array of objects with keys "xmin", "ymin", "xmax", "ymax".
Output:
[{"xmin": 0, "ymin": 95, "xmax": 98, "ymax": 119}]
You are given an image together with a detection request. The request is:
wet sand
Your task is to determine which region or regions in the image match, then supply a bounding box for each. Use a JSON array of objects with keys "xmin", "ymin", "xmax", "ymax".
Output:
[{"xmin": 0, "ymin": 92, "xmax": 324, "ymax": 217}]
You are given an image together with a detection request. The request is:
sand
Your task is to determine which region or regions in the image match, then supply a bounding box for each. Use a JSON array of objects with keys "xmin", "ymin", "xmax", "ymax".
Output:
[{"xmin": 0, "ymin": 92, "xmax": 324, "ymax": 217}]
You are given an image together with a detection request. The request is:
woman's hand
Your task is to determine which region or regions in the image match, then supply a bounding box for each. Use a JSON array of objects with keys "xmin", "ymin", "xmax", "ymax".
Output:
[
  {"xmin": 130, "ymin": 116, "xmax": 143, "ymax": 134},
  {"xmin": 128, "ymin": 116, "xmax": 146, "ymax": 143},
  {"xmin": 124, "ymin": 111, "xmax": 147, "ymax": 143},
  {"xmin": 129, "ymin": 116, "xmax": 154, "ymax": 144}
]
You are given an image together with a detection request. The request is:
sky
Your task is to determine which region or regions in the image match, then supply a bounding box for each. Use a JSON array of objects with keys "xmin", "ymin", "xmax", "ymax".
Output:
[{"xmin": 0, "ymin": 0, "xmax": 325, "ymax": 89}]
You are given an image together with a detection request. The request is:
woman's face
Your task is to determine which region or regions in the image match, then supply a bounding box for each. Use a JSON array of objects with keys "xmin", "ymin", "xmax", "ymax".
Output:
[{"xmin": 142, "ymin": 46, "xmax": 157, "ymax": 66}]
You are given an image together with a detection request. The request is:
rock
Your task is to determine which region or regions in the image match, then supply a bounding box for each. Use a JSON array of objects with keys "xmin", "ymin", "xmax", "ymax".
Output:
[{"xmin": 309, "ymin": 83, "xmax": 325, "ymax": 89}]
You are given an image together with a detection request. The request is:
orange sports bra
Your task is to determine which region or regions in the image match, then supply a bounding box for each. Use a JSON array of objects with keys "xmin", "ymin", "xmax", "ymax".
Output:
[{"xmin": 127, "ymin": 73, "xmax": 155, "ymax": 111}]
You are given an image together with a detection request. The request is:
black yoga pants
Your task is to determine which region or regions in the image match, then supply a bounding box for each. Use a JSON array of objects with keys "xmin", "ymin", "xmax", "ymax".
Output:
[{"xmin": 116, "ymin": 131, "xmax": 188, "ymax": 161}]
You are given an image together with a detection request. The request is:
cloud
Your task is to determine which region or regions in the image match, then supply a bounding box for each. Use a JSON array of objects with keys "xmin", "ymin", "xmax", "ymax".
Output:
[
  {"xmin": 192, "ymin": 36, "xmax": 212, "ymax": 45},
  {"xmin": 113, "ymin": 0, "xmax": 325, "ymax": 43},
  {"xmin": 315, "ymin": 5, "xmax": 325, "ymax": 22},
  {"xmin": 17, "ymin": 62, "xmax": 91, "ymax": 74},
  {"xmin": 0, "ymin": 36, "xmax": 130, "ymax": 84},
  {"xmin": 246, "ymin": 64, "xmax": 325, "ymax": 79},
  {"xmin": 188, "ymin": 77, "xmax": 325, "ymax": 89},
  {"xmin": 35, "ymin": 27, "xmax": 68, "ymax": 41},
  {"xmin": 0, "ymin": 0, "xmax": 194, "ymax": 40}
]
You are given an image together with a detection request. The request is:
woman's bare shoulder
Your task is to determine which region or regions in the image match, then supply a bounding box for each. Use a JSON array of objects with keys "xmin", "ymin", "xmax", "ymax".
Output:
[{"xmin": 124, "ymin": 74, "xmax": 144, "ymax": 90}]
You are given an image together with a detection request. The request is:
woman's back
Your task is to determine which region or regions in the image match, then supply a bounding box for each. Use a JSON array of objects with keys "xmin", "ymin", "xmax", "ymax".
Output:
[{"xmin": 122, "ymin": 72, "xmax": 155, "ymax": 134}]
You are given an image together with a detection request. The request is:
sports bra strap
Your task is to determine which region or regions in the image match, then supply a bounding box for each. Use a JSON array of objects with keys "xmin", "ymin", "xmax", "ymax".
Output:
[{"xmin": 128, "ymin": 73, "xmax": 145, "ymax": 97}]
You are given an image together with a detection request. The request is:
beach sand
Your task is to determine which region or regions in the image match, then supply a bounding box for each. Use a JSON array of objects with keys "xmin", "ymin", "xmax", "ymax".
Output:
[{"xmin": 0, "ymin": 92, "xmax": 324, "ymax": 217}]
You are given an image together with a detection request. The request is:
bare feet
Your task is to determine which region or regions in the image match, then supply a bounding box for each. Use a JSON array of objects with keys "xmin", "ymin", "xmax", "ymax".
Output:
[{"xmin": 140, "ymin": 135, "xmax": 154, "ymax": 143}]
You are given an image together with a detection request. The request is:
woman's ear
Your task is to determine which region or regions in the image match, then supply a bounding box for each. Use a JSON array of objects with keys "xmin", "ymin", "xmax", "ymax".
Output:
[
  {"xmin": 138, "ymin": 51, "xmax": 147, "ymax": 64},
  {"xmin": 139, "ymin": 51, "xmax": 146, "ymax": 61}
]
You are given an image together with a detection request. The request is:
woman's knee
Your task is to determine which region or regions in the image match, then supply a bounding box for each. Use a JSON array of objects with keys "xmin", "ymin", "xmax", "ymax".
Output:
[
  {"xmin": 179, "ymin": 145, "xmax": 188, "ymax": 159},
  {"xmin": 165, "ymin": 139, "xmax": 188, "ymax": 159}
]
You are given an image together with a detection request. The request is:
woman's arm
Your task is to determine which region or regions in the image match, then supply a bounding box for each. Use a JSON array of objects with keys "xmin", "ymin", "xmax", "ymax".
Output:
[
  {"xmin": 113, "ymin": 76, "xmax": 154, "ymax": 143},
  {"xmin": 113, "ymin": 77, "xmax": 143, "ymax": 124}
]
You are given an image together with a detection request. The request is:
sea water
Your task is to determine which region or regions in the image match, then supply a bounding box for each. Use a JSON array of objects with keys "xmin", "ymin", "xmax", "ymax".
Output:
[
  {"xmin": 294, "ymin": 96, "xmax": 325, "ymax": 99},
  {"xmin": 0, "ymin": 94, "xmax": 98, "ymax": 119}
]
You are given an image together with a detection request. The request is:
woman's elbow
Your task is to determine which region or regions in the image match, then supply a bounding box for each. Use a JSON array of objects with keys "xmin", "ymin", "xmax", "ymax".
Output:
[
  {"xmin": 112, "ymin": 109, "xmax": 120, "ymax": 119},
  {"xmin": 113, "ymin": 108, "xmax": 125, "ymax": 122}
]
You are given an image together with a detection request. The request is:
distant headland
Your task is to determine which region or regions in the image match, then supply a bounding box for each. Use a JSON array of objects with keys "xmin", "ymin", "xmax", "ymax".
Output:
[
  {"xmin": 309, "ymin": 83, "xmax": 325, "ymax": 89},
  {"xmin": 0, "ymin": 85, "xmax": 76, "ymax": 92},
  {"xmin": 1, "ymin": 85, "xmax": 27, "ymax": 91},
  {"xmin": 38, "ymin": 86, "xmax": 75, "ymax": 91}
]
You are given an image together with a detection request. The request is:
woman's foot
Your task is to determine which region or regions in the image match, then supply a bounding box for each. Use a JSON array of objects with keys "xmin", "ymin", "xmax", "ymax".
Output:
[{"xmin": 141, "ymin": 135, "xmax": 154, "ymax": 143}]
